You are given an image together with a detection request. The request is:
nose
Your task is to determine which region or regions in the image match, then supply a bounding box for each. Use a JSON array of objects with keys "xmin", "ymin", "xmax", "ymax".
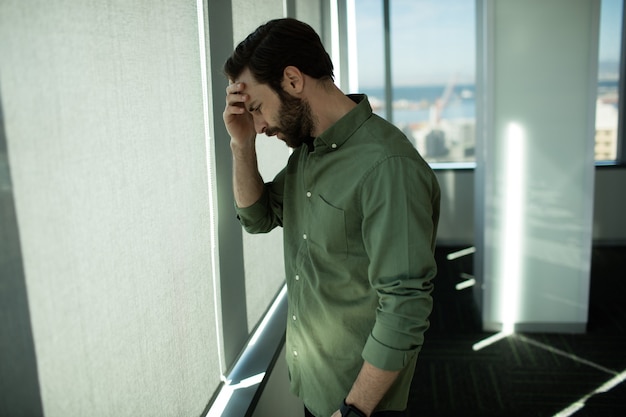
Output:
[{"xmin": 252, "ymin": 113, "xmax": 268, "ymax": 135}]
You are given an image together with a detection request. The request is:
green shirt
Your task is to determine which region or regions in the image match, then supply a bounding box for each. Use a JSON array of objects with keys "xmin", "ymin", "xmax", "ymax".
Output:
[{"xmin": 236, "ymin": 95, "xmax": 440, "ymax": 417}]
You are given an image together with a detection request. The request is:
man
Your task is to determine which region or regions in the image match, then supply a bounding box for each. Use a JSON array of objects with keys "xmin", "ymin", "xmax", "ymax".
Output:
[{"xmin": 223, "ymin": 18, "xmax": 439, "ymax": 417}]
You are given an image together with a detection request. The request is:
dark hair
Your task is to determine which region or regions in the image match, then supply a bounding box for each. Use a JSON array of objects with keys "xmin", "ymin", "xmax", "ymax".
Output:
[{"xmin": 224, "ymin": 18, "xmax": 334, "ymax": 93}]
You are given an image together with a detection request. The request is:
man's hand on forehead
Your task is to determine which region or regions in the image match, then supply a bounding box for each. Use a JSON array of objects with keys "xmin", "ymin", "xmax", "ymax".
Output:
[{"xmin": 225, "ymin": 82, "xmax": 250, "ymax": 114}]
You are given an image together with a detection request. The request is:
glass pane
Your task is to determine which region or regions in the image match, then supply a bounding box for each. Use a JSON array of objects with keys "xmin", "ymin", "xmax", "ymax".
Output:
[
  {"xmin": 596, "ymin": 0, "xmax": 623, "ymax": 162},
  {"xmin": 354, "ymin": 0, "xmax": 387, "ymax": 120},
  {"xmin": 355, "ymin": 0, "xmax": 476, "ymax": 164}
]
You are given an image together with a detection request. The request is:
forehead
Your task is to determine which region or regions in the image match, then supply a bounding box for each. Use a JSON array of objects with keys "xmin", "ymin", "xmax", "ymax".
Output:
[{"xmin": 234, "ymin": 68, "xmax": 277, "ymax": 100}]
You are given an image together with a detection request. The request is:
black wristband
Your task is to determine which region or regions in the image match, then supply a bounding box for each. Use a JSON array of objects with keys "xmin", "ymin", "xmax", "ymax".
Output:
[{"xmin": 339, "ymin": 399, "xmax": 367, "ymax": 417}]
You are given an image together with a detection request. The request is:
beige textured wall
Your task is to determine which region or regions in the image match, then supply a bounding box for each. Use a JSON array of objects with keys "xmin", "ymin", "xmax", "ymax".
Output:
[{"xmin": 0, "ymin": 1, "xmax": 219, "ymax": 416}]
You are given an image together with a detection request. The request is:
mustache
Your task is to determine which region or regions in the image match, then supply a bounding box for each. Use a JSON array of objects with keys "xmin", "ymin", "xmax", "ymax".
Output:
[{"xmin": 265, "ymin": 126, "xmax": 280, "ymax": 136}]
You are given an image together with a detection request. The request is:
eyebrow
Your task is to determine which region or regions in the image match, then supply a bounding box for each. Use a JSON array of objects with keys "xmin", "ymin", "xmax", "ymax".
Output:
[{"xmin": 247, "ymin": 101, "xmax": 259, "ymax": 112}]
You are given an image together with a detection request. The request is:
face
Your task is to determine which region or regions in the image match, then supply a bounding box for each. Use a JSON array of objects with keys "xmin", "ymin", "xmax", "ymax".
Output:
[{"xmin": 236, "ymin": 68, "xmax": 315, "ymax": 148}]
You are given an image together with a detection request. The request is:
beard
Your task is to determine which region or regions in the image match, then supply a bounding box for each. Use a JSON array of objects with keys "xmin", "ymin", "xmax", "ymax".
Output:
[{"xmin": 265, "ymin": 91, "xmax": 315, "ymax": 149}]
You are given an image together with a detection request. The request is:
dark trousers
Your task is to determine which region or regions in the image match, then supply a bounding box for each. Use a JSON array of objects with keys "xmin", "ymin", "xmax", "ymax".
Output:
[{"xmin": 304, "ymin": 407, "xmax": 407, "ymax": 417}]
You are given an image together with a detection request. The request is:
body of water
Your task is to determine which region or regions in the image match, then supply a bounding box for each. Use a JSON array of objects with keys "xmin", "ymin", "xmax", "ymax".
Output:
[{"xmin": 360, "ymin": 80, "xmax": 619, "ymax": 125}]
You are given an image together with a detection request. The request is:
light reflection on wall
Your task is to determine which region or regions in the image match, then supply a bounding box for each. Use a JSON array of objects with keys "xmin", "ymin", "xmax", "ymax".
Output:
[
  {"xmin": 498, "ymin": 122, "xmax": 525, "ymax": 334},
  {"xmin": 473, "ymin": 122, "xmax": 526, "ymax": 350}
]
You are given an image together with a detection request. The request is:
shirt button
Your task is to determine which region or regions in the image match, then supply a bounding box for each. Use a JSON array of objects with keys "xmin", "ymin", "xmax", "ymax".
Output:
[
  {"xmin": 306, "ymin": 191, "xmax": 312, "ymax": 198},
  {"xmin": 295, "ymin": 275, "xmax": 300, "ymax": 281},
  {"xmin": 293, "ymin": 350, "xmax": 298, "ymax": 357},
  {"xmin": 303, "ymin": 233, "xmax": 307, "ymax": 240},
  {"xmin": 292, "ymin": 315, "xmax": 297, "ymax": 321},
  {"xmin": 331, "ymin": 143, "xmax": 337, "ymax": 149}
]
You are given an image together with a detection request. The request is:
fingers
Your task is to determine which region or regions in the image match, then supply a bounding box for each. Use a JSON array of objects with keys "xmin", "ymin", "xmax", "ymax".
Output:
[
  {"xmin": 223, "ymin": 82, "xmax": 255, "ymax": 142},
  {"xmin": 225, "ymin": 82, "xmax": 248, "ymax": 114},
  {"xmin": 226, "ymin": 81, "xmax": 245, "ymax": 94}
]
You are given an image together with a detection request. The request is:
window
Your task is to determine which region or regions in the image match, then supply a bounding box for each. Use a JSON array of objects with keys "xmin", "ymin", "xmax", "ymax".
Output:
[
  {"xmin": 354, "ymin": 0, "xmax": 624, "ymax": 166},
  {"xmin": 353, "ymin": 0, "xmax": 387, "ymax": 118},
  {"xmin": 354, "ymin": 0, "xmax": 476, "ymax": 165},
  {"xmin": 596, "ymin": 0, "xmax": 623, "ymax": 163}
]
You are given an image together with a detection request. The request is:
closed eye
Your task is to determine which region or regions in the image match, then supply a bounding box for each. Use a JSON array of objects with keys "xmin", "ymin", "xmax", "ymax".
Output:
[{"xmin": 249, "ymin": 104, "xmax": 262, "ymax": 114}]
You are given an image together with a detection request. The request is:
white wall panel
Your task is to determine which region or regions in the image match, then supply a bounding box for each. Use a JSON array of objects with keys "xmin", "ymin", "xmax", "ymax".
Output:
[
  {"xmin": 476, "ymin": 0, "xmax": 598, "ymax": 332},
  {"xmin": 0, "ymin": 1, "xmax": 219, "ymax": 415}
]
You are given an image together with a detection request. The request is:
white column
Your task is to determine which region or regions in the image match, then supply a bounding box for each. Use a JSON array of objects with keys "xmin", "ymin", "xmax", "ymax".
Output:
[{"xmin": 475, "ymin": 0, "xmax": 600, "ymax": 333}]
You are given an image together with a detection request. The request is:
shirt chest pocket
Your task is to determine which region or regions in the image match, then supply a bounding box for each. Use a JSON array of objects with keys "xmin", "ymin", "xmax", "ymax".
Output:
[{"xmin": 310, "ymin": 196, "xmax": 348, "ymax": 259}]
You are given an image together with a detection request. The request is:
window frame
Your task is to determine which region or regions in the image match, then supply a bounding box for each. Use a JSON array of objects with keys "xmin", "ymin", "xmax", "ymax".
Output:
[{"xmin": 596, "ymin": 0, "xmax": 626, "ymax": 167}]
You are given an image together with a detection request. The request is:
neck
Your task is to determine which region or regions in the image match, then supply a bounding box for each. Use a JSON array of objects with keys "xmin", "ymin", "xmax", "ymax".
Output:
[{"xmin": 307, "ymin": 80, "xmax": 357, "ymax": 136}]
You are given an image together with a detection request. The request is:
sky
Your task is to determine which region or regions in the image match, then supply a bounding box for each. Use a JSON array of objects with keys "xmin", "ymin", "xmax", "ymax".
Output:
[
  {"xmin": 599, "ymin": 0, "xmax": 623, "ymax": 63},
  {"xmin": 354, "ymin": 0, "xmax": 623, "ymax": 88}
]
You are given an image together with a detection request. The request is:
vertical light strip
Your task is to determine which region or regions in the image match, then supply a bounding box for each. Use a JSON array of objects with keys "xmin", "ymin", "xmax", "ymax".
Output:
[
  {"xmin": 330, "ymin": 0, "xmax": 341, "ymax": 87},
  {"xmin": 346, "ymin": 0, "xmax": 359, "ymax": 93},
  {"xmin": 196, "ymin": 0, "xmax": 225, "ymax": 378},
  {"xmin": 499, "ymin": 122, "xmax": 526, "ymax": 334}
]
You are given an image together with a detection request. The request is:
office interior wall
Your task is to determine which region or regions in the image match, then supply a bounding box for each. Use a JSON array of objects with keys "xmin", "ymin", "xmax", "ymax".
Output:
[
  {"xmin": 434, "ymin": 170, "xmax": 475, "ymax": 246},
  {"xmin": 592, "ymin": 168, "xmax": 626, "ymax": 243},
  {"xmin": 434, "ymin": 168, "xmax": 626, "ymax": 247},
  {"xmin": 0, "ymin": 1, "xmax": 218, "ymax": 416}
]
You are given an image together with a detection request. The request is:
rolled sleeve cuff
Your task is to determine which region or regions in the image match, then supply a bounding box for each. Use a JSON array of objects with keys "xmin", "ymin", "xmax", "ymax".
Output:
[
  {"xmin": 361, "ymin": 332, "xmax": 420, "ymax": 371},
  {"xmin": 234, "ymin": 189, "xmax": 269, "ymax": 230}
]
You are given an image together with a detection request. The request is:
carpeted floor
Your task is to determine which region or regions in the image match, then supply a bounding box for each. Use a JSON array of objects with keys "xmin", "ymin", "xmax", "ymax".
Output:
[{"xmin": 407, "ymin": 246, "xmax": 626, "ymax": 417}]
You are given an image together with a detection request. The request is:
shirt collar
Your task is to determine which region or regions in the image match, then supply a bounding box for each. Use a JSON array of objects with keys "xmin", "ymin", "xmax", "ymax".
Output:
[{"xmin": 312, "ymin": 94, "xmax": 372, "ymax": 153}]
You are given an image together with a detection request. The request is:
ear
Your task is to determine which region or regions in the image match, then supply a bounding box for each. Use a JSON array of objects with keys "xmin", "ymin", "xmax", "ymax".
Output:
[{"xmin": 282, "ymin": 66, "xmax": 304, "ymax": 94}]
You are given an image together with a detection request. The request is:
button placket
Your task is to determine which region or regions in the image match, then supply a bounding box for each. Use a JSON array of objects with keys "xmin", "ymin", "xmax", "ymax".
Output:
[{"xmin": 303, "ymin": 188, "xmax": 312, "ymax": 241}]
